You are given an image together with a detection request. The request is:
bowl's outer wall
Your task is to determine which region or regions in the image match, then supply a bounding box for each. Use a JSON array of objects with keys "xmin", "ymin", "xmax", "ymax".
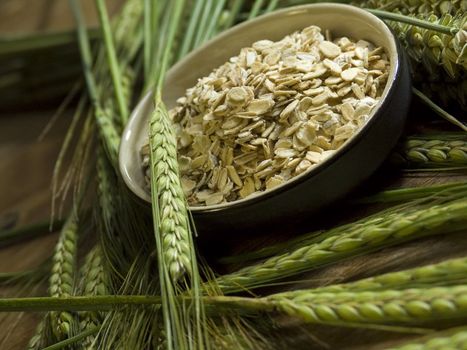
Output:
[{"xmin": 193, "ymin": 45, "xmax": 411, "ymax": 236}]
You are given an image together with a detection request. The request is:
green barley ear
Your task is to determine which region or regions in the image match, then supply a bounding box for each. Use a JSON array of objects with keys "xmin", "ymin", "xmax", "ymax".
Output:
[
  {"xmin": 49, "ymin": 214, "xmax": 78, "ymax": 341},
  {"xmin": 95, "ymin": 106, "xmax": 121, "ymax": 168},
  {"xmin": 385, "ymin": 327, "xmax": 467, "ymax": 350},
  {"xmin": 95, "ymin": 0, "xmax": 129, "ymax": 123},
  {"xmin": 121, "ymin": 66, "xmax": 135, "ymax": 108},
  {"xmin": 150, "ymin": 97, "xmax": 193, "ymax": 281},
  {"xmin": 220, "ymin": 182, "xmax": 467, "ymax": 264},
  {"xmin": 312, "ymin": 256, "xmax": 467, "ymax": 293},
  {"xmin": 95, "ymin": 147, "xmax": 132, "ymax": 291},
  {"xmin": 393, "ymin": 133, "xmax": 467, "ymax": 170},
  {"xmin": 266, "ymin": 285, "xmax": 467, "ymax": 327},
  {"xmin": 355, "ymin": 1, "xmax": 467, "ymax": 109},
  {"xmin": 149, "ymin": 92, "xmax": 206, "ymax": 349},
  {"xmin": 78, "ymin": 245, "xmax": 108, "ymax": 349},
  {"xmin": 27, "ymin": 320, "xmax": 45, "ymax": 350}
]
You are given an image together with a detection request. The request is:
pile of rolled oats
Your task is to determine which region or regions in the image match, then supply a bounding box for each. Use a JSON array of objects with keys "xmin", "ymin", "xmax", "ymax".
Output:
[{"xmin": 141, "ymin": 25, "xmax": 390, "ymax": 206}]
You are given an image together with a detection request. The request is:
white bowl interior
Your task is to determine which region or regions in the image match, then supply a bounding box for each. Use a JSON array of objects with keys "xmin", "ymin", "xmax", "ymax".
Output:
[{"xmin": 119, "ymin": 3, "xmax": 399, "ymax": 207}]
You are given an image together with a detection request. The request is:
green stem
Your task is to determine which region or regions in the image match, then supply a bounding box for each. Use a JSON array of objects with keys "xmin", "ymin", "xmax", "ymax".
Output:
[
  {"xmin": 151, "ymin": 0, "xmax": 162, "ymax": 48},
  {"xmin": 0, "ymin": 295, "xmax": 271, "ymax": 313},
  {"xmin": 150, "ymin": 2, "xmax": 191, "ymax": 349},
  {"xmin": 142, "ymin": 0, "xmax": 162, "ymax": 81},
  {"xmin": 265, "ymin": 0, "xmax": 279, "ymax": 13},
  {"xmin": 223, "ymin": 0, "xmax": 244, "ymax": 29},
  {"xmin": 193, "ymin": 0, "xmax": 213, "ymax": 48},
  {"xmin": 70, "ymin": 0, "xmax": 122, "ymax": 167},
  {"xmin": 141, "ymin": 0, "xmax": 162, "ymax": 88},
  {"xmin": 204, "ymin": 0, "xmax": 227, "ymax": 41},
  {"xmin": 155, "ymin": 0, "xmax": 186, "ymax": 90},
  {"xmin": 0, "ymin": 296, "xmax": 160, "ymax": 312},
  {"xmin": 143, "ymin": 0, "xmax": 152, "ymax": 78},
  {"xmin": 68, "ymin": 0, "xmax": 99, "ymax": 105},
  {"xmin": 149, "ymin": 1, "xmax": 171, "ymax": 90},
  {"xmin": 177, "ymin": 0, "xmax": 205, "ymax": 59},
  {"xmin": 412, "ymin": 88, "xmax": 467, "ymax": 132},
  {"xmin": 95, "ymin": 0, "xmax": 129, "ymax": 122},
  {"xmin": 366, "ymin": 9, "xmax": 458, "ymax": 35},
  {"xmin": 42, "ymin": 326, "xmax": 100, "ymax": 350},
  {"xmin": 248, "ymin": 0, "xmax": 265, "ymax": 19}
]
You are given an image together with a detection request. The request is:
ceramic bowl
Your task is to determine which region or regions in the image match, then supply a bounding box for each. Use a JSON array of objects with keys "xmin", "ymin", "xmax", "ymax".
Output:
[{"xmin": 119, "ymin": 3, "xmax": 411, "ymax": 235}]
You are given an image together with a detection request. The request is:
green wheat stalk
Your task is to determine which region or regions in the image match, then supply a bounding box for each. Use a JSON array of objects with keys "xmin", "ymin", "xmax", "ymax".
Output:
[
  {"xmin": 222, "ymin": 0, "xmax": 245, "ymax": 30},
  {"xmin": 394, "ymin": 133, "xmax": 467, "ymax": 169},
  {"xmin": 95, "ymin": 0, "xmax": 129, "ymax": 123},
  {"xmin": 3, "ymin": 285, "xmax": 467, "ymax": 328},
  {"xmin": 266, "ymin": 285, "xmax": 467, "ymax": 327},
  {"xmin": 265, "ymin": 286, "xmax": 467, "ymax": 325},
  {"xmin": 177, "ymin": 0, "xmax": 206, "ymax": 59},
  {"xmin": 78, "ymin": 245, "xmax": 108, "ymax": 349},
  {"xmin": 358, "ymin": 0, "xmax": 465, "ymax": 16},
  {"xmin": 311, "ymin": 256, "xmax": 467, "ymax": 293},
  {"xmin": 147, "ymin": 0, "xmax": 210, "ymax": 349},
  {"xmin": 214, "ymin": 194, "xmax": 467, "ymax": 293},
  {"xmin": 385, "ymin": 326, "xmax": 467, "ymax": 349},
  {"xmin": 248, "ymin": 0, "xmax": 266, "ymax": 19},
  {"xmin": 150, "ymin": 97, "xmax": 193, "ymax": 281}
]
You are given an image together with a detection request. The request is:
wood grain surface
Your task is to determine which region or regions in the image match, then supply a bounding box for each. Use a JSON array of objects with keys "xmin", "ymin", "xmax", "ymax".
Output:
[{"xmin": 0, "ymin": 2, "xmax": 466, "ymax": 349}]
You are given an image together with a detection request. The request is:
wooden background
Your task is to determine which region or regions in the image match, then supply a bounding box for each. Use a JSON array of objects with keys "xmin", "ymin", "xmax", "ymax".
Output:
[{"xmin": 0, "ymin": 1, "xmax": 466, "ymax": 349}]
